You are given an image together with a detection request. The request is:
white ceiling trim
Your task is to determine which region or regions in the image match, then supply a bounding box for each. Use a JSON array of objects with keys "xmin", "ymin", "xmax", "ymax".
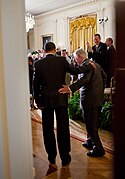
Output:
[
  {"xmin": 36, "ymin": 0, "xmax": 98, "ymax": 18},
  {"xmin": 25, "ymin": 0, "xmax": 84, "ymax": 15}
]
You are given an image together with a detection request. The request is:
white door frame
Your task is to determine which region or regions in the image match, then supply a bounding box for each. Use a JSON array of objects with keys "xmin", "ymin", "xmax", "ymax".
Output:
[{"xmin": 0, "ymin": 0, "xmax": 33, "ymax": 178}]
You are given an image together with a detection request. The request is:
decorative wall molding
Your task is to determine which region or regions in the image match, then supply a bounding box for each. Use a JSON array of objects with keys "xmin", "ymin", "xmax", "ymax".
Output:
[
  {"xmin": 36, "ymin": 0, "xmax": 99, "ymax": 18},
  {"xmin": 33, "ymin": 0, "xmax": 115, "ymax": 52}
]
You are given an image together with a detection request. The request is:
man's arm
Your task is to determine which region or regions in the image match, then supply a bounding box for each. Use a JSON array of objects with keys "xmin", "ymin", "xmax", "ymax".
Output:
[
  {"xmin": 69, "ymin": 69, "xmax": 94, "ymax": 93},
  {"xmin": 59, "ymin": 69, "xmax": 94, "ymax": 94},
  {"xmin": 88, "ymin": 51, "xmax": 93, "ymax": 59},
  {"xmin": 88, "ymin": 43, "xmax": 107, "ymax": 62},
  {"xmin": 65, "ymin": 58, "xmax": 94, "ymax": 75},
  {"xmin": 87, "ymin": 42, "xmax": 93, "ymax": 59}
]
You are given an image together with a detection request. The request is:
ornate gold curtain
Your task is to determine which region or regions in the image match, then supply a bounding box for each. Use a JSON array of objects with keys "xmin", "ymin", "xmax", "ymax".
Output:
[{"xmin": 70, "ymin": 15, "xmax": 97, "ymax": 53}]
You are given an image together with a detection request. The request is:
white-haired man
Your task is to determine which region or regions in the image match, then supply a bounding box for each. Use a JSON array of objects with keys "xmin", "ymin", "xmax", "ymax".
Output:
[{"xmin": 59, "ymin": 48, "xmax": 107, "ymax": 157}]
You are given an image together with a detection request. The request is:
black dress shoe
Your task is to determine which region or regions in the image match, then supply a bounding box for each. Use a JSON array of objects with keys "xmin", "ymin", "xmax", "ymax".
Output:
[
  {"xmin": 62, "ymin": 155, "xmax": 71, "ymax": 166},
  {"xmin": 82, "ymin": 141, "xmax": 93, "ymax": 150},
  {"xmin": 87, "ymin": 148, "xmax": 105, "ymax": 157}
]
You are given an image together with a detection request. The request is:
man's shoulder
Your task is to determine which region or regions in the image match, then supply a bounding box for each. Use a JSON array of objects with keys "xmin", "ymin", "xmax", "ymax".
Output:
[
  {"xmin": 109, "ymin": 45, "xmax": 116, "ymax": 51},
  {"xmin": 81, "ymin": 59, "xmax": 95, "ymax": 71},
  {"xmin": 83, "ymin": 58, "xmax": 90, "ymax": 64},
  {"xmin": 34, "ymin": 58, "xmax": 42, "ymax": 65},
  {"xmin": 100, "ymin": 42, "xmax": 107, "ymax": 48}
]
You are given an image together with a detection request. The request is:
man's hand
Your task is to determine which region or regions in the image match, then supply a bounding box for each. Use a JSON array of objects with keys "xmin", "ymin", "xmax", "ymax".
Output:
[
  {"xmin": 86, "ymin": 42, "xmax": 92, "ymax": 52},
  {"xmin": 58, "ymin": 85, "xmax": 71, "ymax": 94}
]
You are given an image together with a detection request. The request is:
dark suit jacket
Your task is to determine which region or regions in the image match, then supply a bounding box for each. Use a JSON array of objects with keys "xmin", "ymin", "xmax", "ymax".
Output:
[
  {"xmin": 33, "ymin": 54, "xmax": 93, "ymax": 107},
  {"xmin": 69, "ymin": 59, "xmax": 107, "ymax": 109},
  {"xmin": 107, "ymin": 45, "xmax": 116, "ymax": 77},
  {"xmin": 106, "ymin": 45, "xmax": 116, "ymax": 87},
  {"xmin": 88, "ymin": 42, "xmax": 107, "ymax": 73},
  {"xmin": 29, "ymin": 64, "xmax": 33, "ymax": 94}
]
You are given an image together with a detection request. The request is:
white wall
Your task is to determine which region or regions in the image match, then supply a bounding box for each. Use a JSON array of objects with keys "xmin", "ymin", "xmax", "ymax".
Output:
[
  {"xmin": 28, "ymin": 29, "xmax": 35, "ymax": 52},
  {"xmin": 0, "ymin": 0, "xmax": 33, "ymax": 178},
  {"xmin": 33, "ymin": 0, "xmax": 115, "ymax": 52}
]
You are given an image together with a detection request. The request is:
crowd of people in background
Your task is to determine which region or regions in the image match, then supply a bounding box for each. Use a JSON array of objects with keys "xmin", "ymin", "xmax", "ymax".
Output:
[{"xmin": 28, "ymin": 34, "xmax": 116, "ymax": 95}]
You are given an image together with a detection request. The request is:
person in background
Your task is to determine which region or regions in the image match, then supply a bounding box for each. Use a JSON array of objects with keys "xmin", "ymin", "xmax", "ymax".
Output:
[
  {"xmin": 87, "ymin": 34, "xmax": 107, "ymax": 73},
  {"xmin": 61, "ymin": 49, "xmax": 71, "ymax": 85},
  {"xmin": 66, "ymin": 51, "xmax": 71, "ymax": 59},
  {"xmin": 28, "ymin": 56, "xmax": 33, "ymax": 95},
  {"xmin": 105, "ymin": 37, "xmax": 116, "ymax": 87},
  {"xmin": 61, "ymin": 49, "xmax": 71, "ymax": 64},
  {"xmin": 33, "ymin": 42, "xmax": 94, "ymax": 166},
  {"xmin": 56, "ymin": 47, "xmax": 61, "ymax": 56},
  {"xmin": 70, "ymin": 53, "xmax": 78, "ymax": 83},
  {"xmin": 59, "ymin": 48, "xmax": 107, "ymax": 157},
  {"xmin": 32, "ymin": 51, "xmax": 38, "ymax": 62}
]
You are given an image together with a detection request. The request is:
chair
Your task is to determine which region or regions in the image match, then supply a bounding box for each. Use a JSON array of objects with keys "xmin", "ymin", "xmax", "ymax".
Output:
[{"xmin": 104, "ymin": 77, "xmax": 116, "ymax": 102}]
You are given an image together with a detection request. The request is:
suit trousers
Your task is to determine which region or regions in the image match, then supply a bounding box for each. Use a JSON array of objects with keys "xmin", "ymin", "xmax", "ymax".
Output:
[
  {"xmin": 41, "ymin": 106, "xmax": 71, "ymax": 162},
  {"xmin": 84, "ymin": 106, "xmax": 105, "ymax": 153}
]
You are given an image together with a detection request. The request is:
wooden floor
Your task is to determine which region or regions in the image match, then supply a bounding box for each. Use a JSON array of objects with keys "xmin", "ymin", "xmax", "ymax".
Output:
[{"xmin": 32, "ymin": 110, "xmax": 114, "ymax": 179}]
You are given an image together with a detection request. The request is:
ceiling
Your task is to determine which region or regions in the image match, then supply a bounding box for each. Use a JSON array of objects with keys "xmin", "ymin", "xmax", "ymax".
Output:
[{"xmin": 25, "ymin": 0, "xmax": 84, "ymax": 15}]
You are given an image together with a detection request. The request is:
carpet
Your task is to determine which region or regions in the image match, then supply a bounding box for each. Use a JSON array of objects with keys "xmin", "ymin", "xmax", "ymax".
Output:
[{"xmin": 31, "ymin": 110, "xmax": 114, "ymax": 154}]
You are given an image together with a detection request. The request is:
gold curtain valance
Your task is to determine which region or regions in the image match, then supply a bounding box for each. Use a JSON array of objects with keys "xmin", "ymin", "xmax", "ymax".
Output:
[
  {"xmin": 70, "ymin": 17, "xmax": 96, "ymax": 31},
  {"xmin": 70, "ymin": 15, "xmax": 97, "ymax": 53}
]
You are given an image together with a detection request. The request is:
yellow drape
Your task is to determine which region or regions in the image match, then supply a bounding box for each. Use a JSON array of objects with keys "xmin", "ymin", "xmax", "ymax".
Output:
[{"xmin": 70, "ymin": 15, "xmax": 97, "ymax": 53}]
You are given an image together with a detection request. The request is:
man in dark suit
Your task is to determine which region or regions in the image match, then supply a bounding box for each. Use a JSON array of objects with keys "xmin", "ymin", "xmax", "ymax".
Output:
[
  {"xmin": 59, "ymin": 48, "xmax": 107, "ymax": 157},
  {"xmin": 33, "ymin": 42, "xmax": 94, "ymax": 166},
  {"xmin": 87, "ymin": 34, "xmax": 107, "ymax": 73},
  {"xmin": 105, "ymin": 37, "xmax": 116, "ymax": 87}
]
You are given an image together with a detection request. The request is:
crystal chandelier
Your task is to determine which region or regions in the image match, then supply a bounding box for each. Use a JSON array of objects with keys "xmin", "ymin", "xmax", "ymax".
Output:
[{"xmin": 25, "ymin": 13, "xmax": 35, "ymax": 32}]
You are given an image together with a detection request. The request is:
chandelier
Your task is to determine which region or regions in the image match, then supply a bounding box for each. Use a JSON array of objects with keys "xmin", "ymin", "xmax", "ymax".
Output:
[{"xmin": 25, "ymin": 13, "xmax": 35, "ymax": 32}]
